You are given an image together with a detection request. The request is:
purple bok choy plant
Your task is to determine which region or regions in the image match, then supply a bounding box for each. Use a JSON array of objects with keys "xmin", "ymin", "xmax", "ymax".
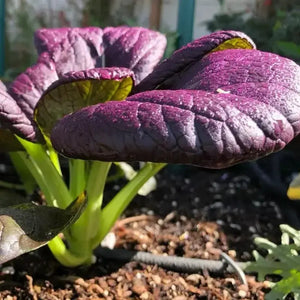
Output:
[
  {"xmin": 0, "ymin": 26, "xmax": 166, "ymax": 266},
  {"xmin": 1, "ymin": 28, "xmax": 300, "ymax": 268}
]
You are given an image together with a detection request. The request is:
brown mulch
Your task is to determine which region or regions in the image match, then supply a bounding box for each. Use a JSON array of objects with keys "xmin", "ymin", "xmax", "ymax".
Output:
[{"xmin": 0, "ymin": 159, "xmax": 298, "ymax": 299}]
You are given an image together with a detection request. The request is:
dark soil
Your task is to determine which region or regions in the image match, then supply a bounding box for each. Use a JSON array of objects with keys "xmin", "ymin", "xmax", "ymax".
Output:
[{"xmin": 0, "ymin": 151, "xmax": 300, "ymax": 299}]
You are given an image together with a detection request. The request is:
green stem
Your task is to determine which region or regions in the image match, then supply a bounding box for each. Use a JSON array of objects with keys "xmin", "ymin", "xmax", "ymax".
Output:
[
  {"xmin": 69, "ymin": 159, "xmax": 86, "ymax": 199},
  {"xmin": 93, "ymin": 162, "xmax": 166, "ymax": 248},
  {"xmin": 15, "ymin": 151, "xmax": 55, "ymax": 205},
  {"xmin": 68, "ymin": 161, "xmax": 111, "ymax": 257},
  {"xmin": 47, "ymin": 145, "xmax": 62, "ymax": 175},
  {"xmin": 16, "ymin": 137, "xmax": 72, "ymax": 208},
  {"xmin": 48, "ymin": 236, "xmax": 89, "ymax": 267},
  {"xmin": 0, "ymin": 179, "xmax": 25, "ymax": 190},
  {"xmin": 9, "ymin": 152, "xmax": 36, "ymax": 194}
]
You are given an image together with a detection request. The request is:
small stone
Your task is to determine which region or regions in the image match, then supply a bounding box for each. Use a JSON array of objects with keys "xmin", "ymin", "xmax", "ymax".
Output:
[
  {"xmin": 216, "ymin": 219, "xmax": 225, "ymax": 226},
  {"xmin": 180, "ymin": 215, "xmax": 187, "ymax": 222},
  {"xmin": 193, "ymin": 197, "xmax": 200, "ymax": 203},
  {"xmin": 230, "ymin": 223, "xmax": 241, "ymax": 231},
  {"xmin": 132, "ymin": 222, "xmax": 138, "ymax": 228},
  {"xmin": 75, "ymin": 277, "xmax": 89, "ymax": 288},
  {"xmin": 140, "ymin": 291, "xmax": 149, "ymax": 299},
  {"xmin": 203, "ymin": 251, "xmax": 209, "ymax": 258},
  {"xmin": 205, "ymin": 241, "xmax": 213, "ymax": 249},
  {"xmin": 238, "ymin": 290, "xmax": 247, "ymax": 298},
  {"xmin": 132, "ymin": 278, "xmax": 147, "ymax": 295},
  {"xmin": 249, "ymin": 226, "xmax": 256, "ymax": 233},
  {"xmin": 210, "ymin": 201, "xmax": 223, "ymax": 208},
  {"xmin": 1, "ymin": 266, "xmax": 15, "ymax": 275},
  {"xmin": 164, "ymin": 212, "xmax": 176, "ymax": 222},
  {"xmin": 186, "ymin": 274, "xmax": 202, "ymax": 285},
  {"xmin": 173, "ymin": 296, "xmax": 187, "ymax": 300},
  {"xmin": 163, "ymin": 278, "xmax": 171, "ymax": 284},
  {"xmin": 238, "ymin": 284, "xmax": 249, "ymax": 292},
  {"xmin": 223, "ymin": 289, "xmax": 230, "ymax": 298},
  {"xmin": 169, "ymin": 241, "xmax": 176, "ymax": 247},
  {"xmin": 152, "ymin": 275, "xmax": 161, "ymax": 284},
  {"xmin": 225, "ymin": 278, "xmax": 236, "ymax": 285},
  {"xmin": 157, "ymin": 219, "xmax": 164, "ymax": 225},
  {"xmin": 100, "ymin": 232, "xmax": 116, "ymax": 249},
  {"xmin": 213, "ymin": 194, "xmax": 222, "ymax": 200},
  {"xmin": 33, "ymin": 285, "xmax": 41, "ymax": 293},
  {"xmin": 107, "ymin": 279, "xmax": 116, "ymax": 287},
  {"xmin": 228, "ymin": 249, "xmax": 237, "ymax": 258},
  {"xmin": 252, "ymin": 201, "xmax": 261, "ymax": 207}
]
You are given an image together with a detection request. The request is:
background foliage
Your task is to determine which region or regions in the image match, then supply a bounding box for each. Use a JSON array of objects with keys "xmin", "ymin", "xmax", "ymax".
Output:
[
  {"xmin": 4, "ymin": 0, "xmax": 299, "ymax": 81},
  {"xmin": 206, "ymin": 0, "xmax": 300, "ymax": 63}
]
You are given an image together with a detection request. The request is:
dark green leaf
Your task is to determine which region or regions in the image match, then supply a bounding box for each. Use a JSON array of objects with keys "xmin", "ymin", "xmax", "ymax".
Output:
[
  {"xmin": 276, "ymin": 41, "xmax": 300, "ymax": 59},
  {"xmin": 0, "ymin": 192, "xmax": 87, "ymax": 264}
]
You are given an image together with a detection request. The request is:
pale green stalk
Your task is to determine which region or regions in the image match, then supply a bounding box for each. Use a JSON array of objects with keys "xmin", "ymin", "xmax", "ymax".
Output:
[
  {"xmin": 16, "ymin": 137, "xmax": 72, "ymax": 208},
  {"xmin": 69, "ymin": 159, "xmax": 86, "ymax": 199},
  {"xmin": 93, "ymin": 162, "xmax": 166, "ymax": 248},
  {"xmin": 48, "ymin": 236, "xmax": 89, "ymax": 267},
  {"xmin": 69, "ymin": 161, "xmax": 111, "ymax": 258},
  {"xmin": 9, "ymin": 152, "xmax": 36, "ymax": 194}
]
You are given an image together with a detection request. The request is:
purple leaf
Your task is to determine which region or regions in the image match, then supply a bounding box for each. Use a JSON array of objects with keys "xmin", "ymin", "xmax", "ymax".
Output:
[
  {"xmin": 7, "ymin": 27, "xmax": 104, "ymax": 142},
  {"xmin": 0, "ymin": 81, "xmax": 35, "ymax": 141},
  {"xmin": 51, "ymin": 49, "xmax": 300, "ymax": 168},
  {"xmin": 103, "ymin": 26, "xmax": 167, "ymax": 84},
  {"xmin": 2, "ymin": 26, "xmax": 165, "ymax": 142},
  {"xmin": 178, "ymin": 49, "xmax": 300, "ymax": 136},
  {"xmin": 35, "ymin": 27, "xmax": 103, "ymax": 56},
  {"xmin": 134, "ymin": 30, "xmax": 255, "ymax": 93},
  {"xmin": 8, "ymin": 53, "xmax": 58, "ymax": 141},
  {"xmin": 34, "ymin": 27, "xmax": 104, "ymax": 75}
]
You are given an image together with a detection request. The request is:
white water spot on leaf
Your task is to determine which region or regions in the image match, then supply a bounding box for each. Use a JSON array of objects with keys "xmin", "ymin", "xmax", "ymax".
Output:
[{"xmin": 216, "ymin": 88, "xmax": 231, "ymax": 94}]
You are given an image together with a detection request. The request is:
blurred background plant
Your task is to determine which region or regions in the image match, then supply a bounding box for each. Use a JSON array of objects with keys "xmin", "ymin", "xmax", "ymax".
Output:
[
  {"xmin": 207, "ymin": 0, "xmax": 300, "ymax": 63},
  {"xmin": 3, "ymin": 0, "xmax": 298, "ymax": 82},
  {"xmin": 2, "ymin": 0, "xmax": 178, "ymax": 82}
]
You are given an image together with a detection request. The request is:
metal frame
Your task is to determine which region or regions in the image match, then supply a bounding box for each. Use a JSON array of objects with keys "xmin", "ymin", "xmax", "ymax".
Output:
[
  {"xmin": 177, "ymin": 0, "xmax": 195, "ymax": 48},
  {"xmin": 0, "ymin": 0, "xmax": 5, "ymax": 76}
]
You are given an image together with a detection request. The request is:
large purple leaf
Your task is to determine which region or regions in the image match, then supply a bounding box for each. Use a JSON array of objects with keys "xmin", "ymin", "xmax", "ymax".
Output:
[
  {"xmin": 0, "ymin": 81, "xmax": 34, "ymax": 142},
  {"xmin": 134, "ymin": 30, "xmax": 255, "ymax": 93},
  {"xmin": 6, "ymin": 27, "xmax": 104, "ymax": 142},
  {"xmin": 3, "ymin": 26, "xmax": 165, "ymax": 142},
  {"xmin": 178, "ymin": 49, "xmax": 300, "ymax": 136},
  {"xmin": 8, "ymin": 53, "xmax": 58, "ymax": 141},
  {"xmin": 103, "ymin": 26, "xmax": 167, "ymax": 84},
  {"xmin": 34, "ymin": 27, "xmax": 104, "ymax": 75},
  {"xmin": 51, "ymin": 49, "xmax": 300, "ymax": 168}
]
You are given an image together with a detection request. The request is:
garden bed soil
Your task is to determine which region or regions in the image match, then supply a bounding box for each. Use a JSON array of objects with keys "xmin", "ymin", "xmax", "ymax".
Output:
[{"xmin": 0, "ymin": 152, "xmax": 299, "ymax": 299}]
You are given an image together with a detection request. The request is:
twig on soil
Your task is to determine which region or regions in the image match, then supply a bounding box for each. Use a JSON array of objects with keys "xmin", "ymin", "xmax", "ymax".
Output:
[
  {"xmin": 115, "ymin": 215, "xmax": 156, "ymax": 228},
  {"xmin": 95, "ymin": 247, "xmax": 250, "ymax": 277}
]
